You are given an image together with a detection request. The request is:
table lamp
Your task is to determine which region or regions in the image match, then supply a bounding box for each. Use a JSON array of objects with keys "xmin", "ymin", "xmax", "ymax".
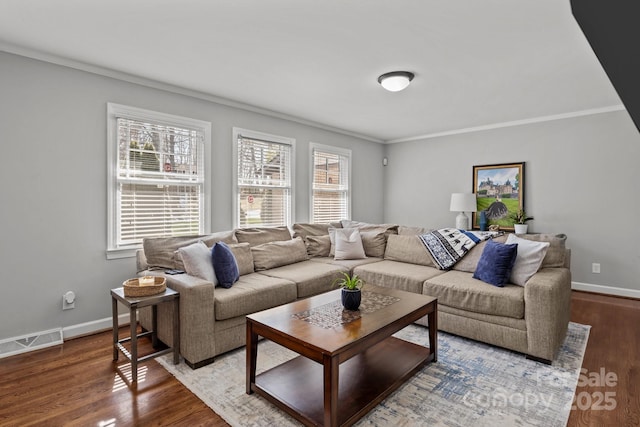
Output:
[{"xmin": 450, "ymin": 193, "xmax": 477, "ymax": 230}]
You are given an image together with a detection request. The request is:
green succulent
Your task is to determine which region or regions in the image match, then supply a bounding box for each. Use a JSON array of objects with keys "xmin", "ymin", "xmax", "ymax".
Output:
[
  {"xmin": 332, "ymin": 272, "xmax": 363, "ymax": 290},
  {"xmin": 510, "ymin": 208, "xmax": 534, "ymax": 224}
]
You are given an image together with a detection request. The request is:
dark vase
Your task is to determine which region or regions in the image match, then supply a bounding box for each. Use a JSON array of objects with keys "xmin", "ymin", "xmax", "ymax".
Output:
[
  {"xmin": 479, "ymin": 210, "xmax": 487, "ymax": 231},
  {"xmin": 341, "ymin": 288, "xmax": 361, "ymax": 311}
]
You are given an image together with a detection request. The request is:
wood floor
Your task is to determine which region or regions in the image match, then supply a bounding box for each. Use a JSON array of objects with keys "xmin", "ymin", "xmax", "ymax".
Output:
[
  {"xmin": 0, "ymin": 291, "xmax": 638, "ymax": 426},
  {"xmin": 567, "ymin": 292, "xmax": 640, "ymax": 427}
]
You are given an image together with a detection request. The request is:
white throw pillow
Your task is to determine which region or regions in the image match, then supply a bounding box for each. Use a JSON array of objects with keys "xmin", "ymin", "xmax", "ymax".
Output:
[
  {"xmin": 333, "ymin": 228, "xmax": 367, "ymax": 260},
  {"xmin": 177, "ymin": 241, "xmax": 217, "ymax": 285},
  {"xmin": 506, "ymin": 234, "xmax": 550, "ymax": 286}
]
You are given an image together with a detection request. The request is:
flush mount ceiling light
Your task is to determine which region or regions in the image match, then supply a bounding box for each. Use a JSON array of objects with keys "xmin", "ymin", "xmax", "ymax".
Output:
[{"xmin": 377, "ymin": 71, "xmax": 415, "ymax": 92}]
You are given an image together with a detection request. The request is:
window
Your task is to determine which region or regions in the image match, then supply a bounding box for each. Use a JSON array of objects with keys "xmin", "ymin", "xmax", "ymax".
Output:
[
  {"xmin": 233, "ymin": 128, "xmax": 294, "ymax": 228},
  {"xmin": 107, "ymin": 103, "xmax": 211, "ymax": 258},
  {"xmin": 310, "ymin": 143, "xmax": 351, "ymax": 223}
]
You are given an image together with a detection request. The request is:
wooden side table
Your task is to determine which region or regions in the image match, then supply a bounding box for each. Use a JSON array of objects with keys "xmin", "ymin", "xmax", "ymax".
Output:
[{"xmin": 111, "ymin": 287, "xmax": 180, "ymax": 383}]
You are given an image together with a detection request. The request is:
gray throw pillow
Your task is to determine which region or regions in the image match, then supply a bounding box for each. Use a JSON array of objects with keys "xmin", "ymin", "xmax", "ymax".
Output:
[
  {"xmin": 177, "ymin": 241, "xmax": 217, "ymax": 284},
  {"xmin": 506, "ymin": 234, "xmax": 549, "ymax": 286},
  {"xmin": 333, "ymin": 228, "xmax": 366, "ymax": 260}
]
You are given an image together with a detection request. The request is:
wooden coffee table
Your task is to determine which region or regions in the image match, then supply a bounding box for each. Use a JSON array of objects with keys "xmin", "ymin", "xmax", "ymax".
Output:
[{"xmin": 246, "ymin": 284, "xmax": 437, "ymax": 427}]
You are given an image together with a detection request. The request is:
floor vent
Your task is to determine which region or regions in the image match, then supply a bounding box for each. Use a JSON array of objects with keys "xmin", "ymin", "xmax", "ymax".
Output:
[{"xmin": 0, "ymin": 328, "xmax": 63, "ymax": 359}]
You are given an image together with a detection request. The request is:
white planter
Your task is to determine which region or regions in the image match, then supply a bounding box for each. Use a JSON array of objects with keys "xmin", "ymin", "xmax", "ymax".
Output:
[{"xmin": 514, "ymin": 224, "xmax": 528, "ymax": 234}]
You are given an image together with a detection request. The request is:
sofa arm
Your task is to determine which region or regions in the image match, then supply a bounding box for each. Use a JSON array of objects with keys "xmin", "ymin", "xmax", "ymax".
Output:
[
  {"xmin": 139, "ymin": 272, "xmax": 216, "ymax": 367},
  {"xmin": 135, "ymin": 249, "xmax": 148, "ymax": 273},
  {"xmin": 524, "ymin": 267, "xmax": 572, "ymax": 361}
]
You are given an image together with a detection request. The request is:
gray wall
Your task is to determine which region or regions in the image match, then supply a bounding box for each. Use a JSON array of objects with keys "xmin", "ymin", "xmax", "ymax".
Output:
[
  {"xmin": 0, "ymin": 52, "xmax": 385, "ymax": 341},
  {"xmin": 383, "ymin": 110, "xmax": 640, "ymax": 293}
]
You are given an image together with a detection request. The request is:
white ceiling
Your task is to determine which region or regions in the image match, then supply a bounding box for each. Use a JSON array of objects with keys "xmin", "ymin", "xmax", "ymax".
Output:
[{"xmin": 0, "ymin": 0, "xmax": 623, "ymax": 142}]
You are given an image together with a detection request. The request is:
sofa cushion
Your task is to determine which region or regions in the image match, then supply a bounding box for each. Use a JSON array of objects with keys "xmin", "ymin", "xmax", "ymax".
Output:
[
  {"xmin": 228, "ymin": 243, "xmax": 254, "ymax": 276},
  {"xmin": 305, "ymin": 235, "xmax": 331, "ymax": 257},
  {"xmin": 177, "ymin": 241, "xmax": 216, "ymax": 284},
  {"xmin": 143, "ymin": 230, "xmax": 237, "ymax": 269},
  {"xmin": 212, "ymin": 242, "xmax": 239, "ymax": 288},
  {"xmin": 258, "ymin": 260, "xmax": 348, "ymax": 299},
  {"xmin": 340, "ymin": 220, "xmax": 399, "ymax": 234},
  {"xmin": 516, "ymin": 234, "xmax": 567, "ymax": 268},
  {"xmin": 505, "ymin": 234, "xmax": 549, "ymax": 286},
  {"xmin": 424, "ymin": 270, "xmax": 525, "ymax": 319},
  {"xmin": 452, "ymin": 234, "xmax": 508, "ymax": 273},
  {"xmin": 333, "ymin": 228, "xmax": 366, "ymax": 260},
  {"xmin": 251, "ymin": 237, "xmax": 308, "ymax": 271},
  {"xmin": 309, "ymin": 256, "xmax": 383, "ymax": 270},
  {"xmin": 384, "ymin": 234, "xmax": 435, "ymax": 267},
  {"xmin": 340, "ymin": 220, "xmax": 399, "ymax": 257},
  {"xmin": 398, "ymin": 225, "xmax": 431, "ymax": 235},
  {"xmin": 359, "ymin": 229, "xmax": 388, "ymax": 258},
  {"xmin": 292, "ymin": 223, "xmax": 335, "ymax": 240},
  {"xmin": 235, "ymin": 226, "xmax": 292, "ymax": 247},
  {"xmin": 214, "ymin": 273, "xmax": 297, "ymax": 320},
  {"xmin": 353, "ymin": 260, "xmax": 444, "ymax": 294}
]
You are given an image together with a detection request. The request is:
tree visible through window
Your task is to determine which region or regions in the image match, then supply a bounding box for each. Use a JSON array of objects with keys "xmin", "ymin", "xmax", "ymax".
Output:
[
  {"xmin": 234, "ymin": 129, "xmax": 294, "ymax": 228},
  {"xmin": 311, "ymin": 143, "xmax": 351, "ymax": 223},
  {"xmin": 107, "ymin": 104, "xmax": 211, "ymax": 257}
]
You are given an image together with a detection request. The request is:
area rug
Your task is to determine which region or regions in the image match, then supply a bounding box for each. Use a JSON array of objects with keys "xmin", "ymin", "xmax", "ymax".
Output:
[{"xmin": 157, "ymin": 322, "xmax": 590, "ymax": 426}]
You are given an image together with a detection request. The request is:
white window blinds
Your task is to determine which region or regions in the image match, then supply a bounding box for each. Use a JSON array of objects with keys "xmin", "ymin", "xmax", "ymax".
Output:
[
  {"xmin": 311, "ymin": 144, "xmax": 351, "ymax": 223},
  {"xmin": 236, "ymin": 132, "xmax": 293, "ymax": 228},
  {"xmin": 107, "ymin": 104, "xmax": 210, "ymax": 256}
]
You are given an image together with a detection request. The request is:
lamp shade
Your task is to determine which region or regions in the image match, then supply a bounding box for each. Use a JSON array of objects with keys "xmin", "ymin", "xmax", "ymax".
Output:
[
  {"xmin": 378, "ymin": 71, "xmax": 415, "ymax": 92},
  {"xmin": 450, "ymin": 193, "xmax": 477, "ymax": 213}
]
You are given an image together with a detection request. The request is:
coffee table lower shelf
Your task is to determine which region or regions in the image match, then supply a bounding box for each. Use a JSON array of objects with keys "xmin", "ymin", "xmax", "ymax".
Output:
[{"xmin": 251, "ymin": 336, "xmax": 433, "ymax": 427}]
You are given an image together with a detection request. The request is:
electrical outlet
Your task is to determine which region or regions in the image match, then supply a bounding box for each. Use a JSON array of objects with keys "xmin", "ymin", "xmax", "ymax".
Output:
[
  {"xmin": 592, "ymin": 263, "xmax": 601, "ymax": 274},
  {"xmin": 62, "ymin": 291, "xmax": 76, "ymax": 310}
]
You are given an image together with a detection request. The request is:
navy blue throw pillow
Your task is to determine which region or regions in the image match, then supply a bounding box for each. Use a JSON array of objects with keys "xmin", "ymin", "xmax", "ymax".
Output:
[
  {"xmin": 212, "ymin": 242, "xmax": 239, "ymax": 288},
  {"xmin": 473, "ymin": 239, "xmax": 518, "ymax": 287}
]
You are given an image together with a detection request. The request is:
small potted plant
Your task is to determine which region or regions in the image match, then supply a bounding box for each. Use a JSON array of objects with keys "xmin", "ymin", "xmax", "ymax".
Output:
[
  {"xmin": 511, "ymin": 208, "xmax": 534, "ymax": 234},
  {"xmin": 333, "ymin": 272, "xmax": 364, "ymax": 311}
]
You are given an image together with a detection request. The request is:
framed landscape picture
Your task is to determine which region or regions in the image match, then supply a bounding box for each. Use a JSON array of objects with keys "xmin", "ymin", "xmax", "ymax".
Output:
[{"xmin": 472, "ymin": 162, "xmax": 525, "ymax": 231}]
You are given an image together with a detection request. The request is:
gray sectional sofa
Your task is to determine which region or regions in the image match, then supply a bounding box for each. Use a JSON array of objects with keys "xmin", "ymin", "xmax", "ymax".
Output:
[{"xmin": 137, "ymin": 221, "xmax": 571, "ymax": 368}]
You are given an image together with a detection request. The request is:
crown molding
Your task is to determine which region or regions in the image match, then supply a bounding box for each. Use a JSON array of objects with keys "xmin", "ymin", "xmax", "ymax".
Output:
[
  {"xmin": 384, "ymin": 105, "xmax": 627, "ymax": 144},
  {"xmin": 0, "ymin": 43, "xmax": 384, "ymax": 144},
  {"xmin": 1, "ymin": 43, "xmax": 626, "ymax": 145}
]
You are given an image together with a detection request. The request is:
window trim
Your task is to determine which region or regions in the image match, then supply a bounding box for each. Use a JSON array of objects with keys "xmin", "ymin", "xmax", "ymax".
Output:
[
  {"xmin": 106, "ymin": 103, "xmax": 212, "ymax": 259},
  {"xmin": 309, "ymin": 142, "xmax": 352, "ymax": 223},
  {"xmin": 232, "ymin": 127, "xmax": 295, "ymax": 229}
]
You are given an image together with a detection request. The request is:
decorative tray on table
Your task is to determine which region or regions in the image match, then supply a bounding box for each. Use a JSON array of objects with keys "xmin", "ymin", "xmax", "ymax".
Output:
[{"xmin": 123, "ymin": 276, "xmax": 166, "ymax": 297}]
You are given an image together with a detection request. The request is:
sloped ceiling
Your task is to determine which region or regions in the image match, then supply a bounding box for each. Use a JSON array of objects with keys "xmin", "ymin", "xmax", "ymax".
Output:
[
  {"xmin": 571, "ymin": 0, "xmax": 640, "ymax": 133},
  {"xmin": 0, "ymin": 0, "xmax": 623, "ymax": 142}
]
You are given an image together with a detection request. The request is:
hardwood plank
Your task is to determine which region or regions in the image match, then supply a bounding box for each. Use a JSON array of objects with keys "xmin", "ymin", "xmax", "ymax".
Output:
[
  {"xmin": 0, "ymin": 326, "xmax": 227, "ymax": 427},
  {"xmin": 567, "ymin": 291, "xmax": 640, "ymax": 427},
  {"xmin": 0, "ymin": 291, "xmax": 638, "ymax": 426}
]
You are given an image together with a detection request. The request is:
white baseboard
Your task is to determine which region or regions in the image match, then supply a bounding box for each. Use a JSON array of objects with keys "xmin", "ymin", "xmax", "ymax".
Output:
[
  {"xmin": 15, "ymin": 282, "xmax": 638, "ymax": 349},
  {"xmin": 62, "ymin": 313, "xmax": 131, "ymax": 340},
  {"xmin": 572, "ymin": 281, "xmax": 640, "ymax": 299}
]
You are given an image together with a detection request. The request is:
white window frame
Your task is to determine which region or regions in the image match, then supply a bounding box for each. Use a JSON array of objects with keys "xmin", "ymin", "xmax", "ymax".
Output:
[
  {"xmin": 309, "ymin": 142, "xmax": 352, "ymax": 223},
  {"xmin": 232, "ymin": 128, "xmax": 295, "ymax": 228},
  {"xmin": 107, "ymin": 103, "xmax": 211, "ymax": 259}
]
